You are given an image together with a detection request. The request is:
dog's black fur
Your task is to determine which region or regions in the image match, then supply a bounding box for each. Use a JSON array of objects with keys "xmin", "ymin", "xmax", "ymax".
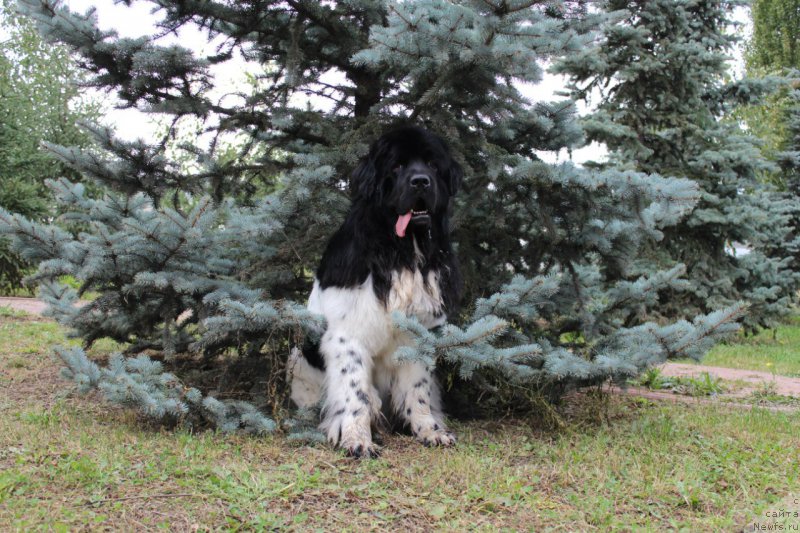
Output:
[{"xmin": 306, "ymin": 126, "xmax": 463, "ymax": 370}]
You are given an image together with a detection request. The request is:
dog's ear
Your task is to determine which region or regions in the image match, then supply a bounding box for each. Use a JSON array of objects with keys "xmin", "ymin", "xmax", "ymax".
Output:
[
  {"xmin": 351, "ymin": 137, "xmax": 389, "ymax": 199},
  {"xmin": 446, "ymin": 157, "xmax": 463, "ymax": 197},
  {"xmin": 351, "ymin": 154, "xmax": 377, "ymax": 199}
]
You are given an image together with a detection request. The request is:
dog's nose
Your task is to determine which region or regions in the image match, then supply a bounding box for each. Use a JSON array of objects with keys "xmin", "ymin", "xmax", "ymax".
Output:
[{"xmin": 410, "ymin": 174, "xmax": 431, "ymax": 189}]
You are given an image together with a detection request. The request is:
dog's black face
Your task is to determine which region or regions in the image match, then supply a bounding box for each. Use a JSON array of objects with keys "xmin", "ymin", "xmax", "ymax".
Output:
[{"xmin": 351, "ymin": 126, "xmax": 463, "ymax": 238}]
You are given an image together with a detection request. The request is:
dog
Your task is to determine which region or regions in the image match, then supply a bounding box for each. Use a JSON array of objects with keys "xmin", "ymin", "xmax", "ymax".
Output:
[{"xmin": 288, "ymin": 126, "xmax": 463, "ymax": 457}]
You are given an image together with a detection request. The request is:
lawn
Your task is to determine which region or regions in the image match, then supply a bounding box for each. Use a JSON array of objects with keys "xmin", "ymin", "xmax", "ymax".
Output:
[
  {"xmin": 1, "ymin": 307, "xmax": 799, "ymax": 530},
  {"xmin": 701, "ymin": 317, "xmax": 800, "ymax": 377}
]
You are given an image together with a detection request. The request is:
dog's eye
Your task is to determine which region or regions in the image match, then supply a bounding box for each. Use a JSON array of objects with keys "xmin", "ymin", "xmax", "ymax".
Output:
[
  {"xmin": 393, "ymin": 165, "xmax": 403, "ymax": 174},
  {"xmin": 427, "ymin": 161, "xmax": 437, "ymax": 173}
]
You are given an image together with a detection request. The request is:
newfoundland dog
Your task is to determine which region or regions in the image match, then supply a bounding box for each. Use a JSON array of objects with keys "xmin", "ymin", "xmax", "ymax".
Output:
[{"xmin": 288, "ymin": 126, "xmax": 463, "ymax": 457}]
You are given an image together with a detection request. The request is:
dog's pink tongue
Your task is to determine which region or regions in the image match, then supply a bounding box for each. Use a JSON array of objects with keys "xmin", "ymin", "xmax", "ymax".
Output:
[{"xmin": 395, "ymin": 212, "xmax": 412, "ymax": 238}]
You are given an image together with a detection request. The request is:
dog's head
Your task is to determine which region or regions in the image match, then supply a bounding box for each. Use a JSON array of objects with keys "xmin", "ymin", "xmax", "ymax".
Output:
[{"xmin": 351, "ymin": 126, "xmax": 463, "ymax": 238}]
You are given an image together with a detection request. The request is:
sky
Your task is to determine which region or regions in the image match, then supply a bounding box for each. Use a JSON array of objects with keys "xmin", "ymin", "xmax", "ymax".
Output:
[{"xmin": 62, "ymin": 1, "xmax": 751, "ymax": 166}]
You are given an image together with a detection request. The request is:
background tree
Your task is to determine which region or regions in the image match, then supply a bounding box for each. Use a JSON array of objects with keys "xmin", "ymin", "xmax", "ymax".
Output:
[
  {"xmin": 765, "ymin": 87, "xmax": 800, "ymax": 276},
  {"xmin": 738, "ymin": 0, "xmax": 800, "ymax": 181},
  {"xmin": 743, "ymin": 1, "xmax": 800, "ymax": 277},
  {"xmin": 556, "ymin": 0, "xmax": 798, "ymax": 333},
  {"xmin": 0, "ymin": 0, "xmax": 98, "ymax": 293},
  {"xmin": 748, "ymin": 0, "xmax": 800, "ymax": 70},
  {"xmin": 0, "ymin": 0, "xmax": 744, "ymax": 433}
]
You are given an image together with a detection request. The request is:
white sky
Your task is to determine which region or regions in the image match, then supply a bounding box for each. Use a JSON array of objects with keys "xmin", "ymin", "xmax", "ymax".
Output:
[{"xmin": 63, "ymin": 1, "xmax": 751, "ymax": 166}]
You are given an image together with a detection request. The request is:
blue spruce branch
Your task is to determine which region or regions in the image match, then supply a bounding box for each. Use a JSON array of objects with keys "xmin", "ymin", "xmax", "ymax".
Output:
[{"xmin": 56, "ymin": 346, "xmax": 279, "ymax": 435}]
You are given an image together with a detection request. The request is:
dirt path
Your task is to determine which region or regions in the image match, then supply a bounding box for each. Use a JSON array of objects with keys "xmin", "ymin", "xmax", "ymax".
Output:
[
  {"xmin": 0, "ymin": 296, "xmax": 49, "ymax": 315},
  {"xmin": 657, "ymin": 362, "xmax": 800, "ymax": 397},
  {"xmin": 601, "ymin": 385, "xmax": 799, "ymax": 412},
  {"xmin": 3, "ymin": 296, "xmax": 799, "ymax": 402}
]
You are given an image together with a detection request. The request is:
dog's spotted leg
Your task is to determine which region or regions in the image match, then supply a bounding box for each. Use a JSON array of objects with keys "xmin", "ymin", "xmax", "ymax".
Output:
[
  {"xmin": 391, "ymin": 361, "xmax": 455, "ymax": 447},
  {"xmin": 320, "ymin": 333, "xmax": 381, "ymax": 458}
]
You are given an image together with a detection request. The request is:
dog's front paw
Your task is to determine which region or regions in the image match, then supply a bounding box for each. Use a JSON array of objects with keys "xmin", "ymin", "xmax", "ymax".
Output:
[
  {"xmin": 343, "ymin": 441, "xmax": 382, "ymax": 458},
  {"xmin": 415, "ymin": 425, "xmax": 456, "ymax": 447},
  {"xmin": 340, "ymin": 429, "xmax": 381, "ymax": 458},
  {"xmin": 332, "ymin": 420, "xmax": 380, "ymax": 459}
]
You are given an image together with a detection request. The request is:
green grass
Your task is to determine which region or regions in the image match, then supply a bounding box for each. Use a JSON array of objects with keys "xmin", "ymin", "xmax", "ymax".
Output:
[
  {"xmin": 744, "ymin": 381, "xmax": 800, "ymax": 408},
  {"xmin": 0, "ymin": 308, "xmax": 121, "ymax": 356},
  {"xmin": 0, "ymin": 285, "xmax": 36, "ymax": 298},
  {"xmin": 635, "ymin": 368, "xmax": 728, "ymax": 396},
  {"xmin": 0, "ymin": 312, "xmax": 798, "ymax": 530},
  {"xmin": 0, "ymin": 306, "xmax": 30, "ymax": 319},
  {"xmin": 700, "ymin": 317, "xmax": 800, "ymax": 377}
]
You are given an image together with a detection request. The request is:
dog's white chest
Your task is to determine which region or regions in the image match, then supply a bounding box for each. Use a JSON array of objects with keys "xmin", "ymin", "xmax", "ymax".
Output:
[
  {"xmin": 387, "ymin": 269, "xmax": 445, "ymax": 328},
  {"xmin": 307, "ymin": 267, "xmax": 446, "ymax": 358}
]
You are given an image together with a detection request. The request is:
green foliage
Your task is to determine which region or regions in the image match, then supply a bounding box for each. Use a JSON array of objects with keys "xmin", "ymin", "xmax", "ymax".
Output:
[
  {"xmin": 739, "ymin": 1, "xmax": 800, "ymax": 189},
  {"xmin": 747, "ymin": 0, "xmax": 800, "ymax": 71},
  {"xmin": 0, "ymin": 0, "xmax": 98, "ymax": 293}
]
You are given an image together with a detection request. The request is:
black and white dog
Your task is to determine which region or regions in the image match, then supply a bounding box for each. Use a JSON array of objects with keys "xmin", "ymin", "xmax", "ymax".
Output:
[{"xmin": 288, "ymin": 126, "xmax": 463, "ymax": 457}]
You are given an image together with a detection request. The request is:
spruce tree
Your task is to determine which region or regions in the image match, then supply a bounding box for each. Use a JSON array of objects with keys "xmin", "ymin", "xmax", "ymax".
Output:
[
  {"xmin": 555, "ymin": 0, "xmax": 798, "ymax": 333},
  {"xmin": 0, "ymin": 0, "xmax": 745, "ymax": 433}
]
